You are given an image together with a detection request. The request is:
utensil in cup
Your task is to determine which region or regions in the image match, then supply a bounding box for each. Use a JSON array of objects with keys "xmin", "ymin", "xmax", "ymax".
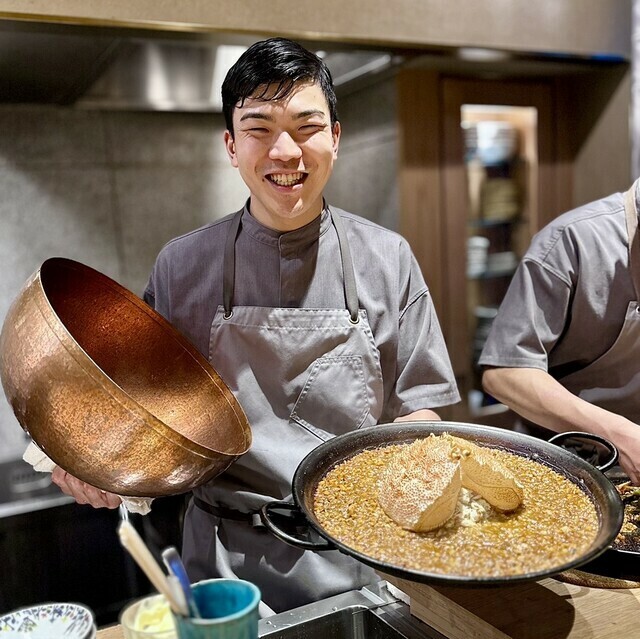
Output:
[
  {"xmin": 118, "ymin": 520, "xmax": 188, "ymax": 617},
  {"xmin": 162, "ymin": 546, "xmax": 202, "ymax": 618}
]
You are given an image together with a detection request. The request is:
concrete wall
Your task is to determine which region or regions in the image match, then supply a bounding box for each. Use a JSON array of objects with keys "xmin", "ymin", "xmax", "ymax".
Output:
[
  {"xmin": 324, "ymin": 78, "xmax": 399, "ymax": 231},
  {"xmin": 0, "ymin": 75, "xmax": 398, "ymax": 462}
]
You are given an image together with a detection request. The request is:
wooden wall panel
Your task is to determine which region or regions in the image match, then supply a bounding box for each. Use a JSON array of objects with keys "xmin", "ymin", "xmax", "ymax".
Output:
[{"xmin": 397, "ymin": 71, "xmax": 444, "ymax": 316}]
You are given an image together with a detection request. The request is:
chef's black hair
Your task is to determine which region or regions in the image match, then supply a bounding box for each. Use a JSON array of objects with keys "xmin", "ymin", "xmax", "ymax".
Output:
[{"xmin": 222, "ymin": 37, "xmax": 338, "ymax": 136}]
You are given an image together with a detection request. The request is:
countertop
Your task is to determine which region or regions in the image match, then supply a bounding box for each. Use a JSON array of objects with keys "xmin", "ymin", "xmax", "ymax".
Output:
[
  {"xmin": 384, "ymin": 572, "xmax": 640, "ymax": 639},
  {"xmin": 94, "ymin": 584, "xmax": 436, "ymax": 639},
  {"xmin": 96, "ymin": 575, "xmax": 640, "ymax": 639}
]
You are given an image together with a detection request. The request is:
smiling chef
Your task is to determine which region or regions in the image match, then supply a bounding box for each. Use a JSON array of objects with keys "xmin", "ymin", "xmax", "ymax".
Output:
[{"xmin": 52, "ymin": 37, "xmax": 460, "ymax": 613}]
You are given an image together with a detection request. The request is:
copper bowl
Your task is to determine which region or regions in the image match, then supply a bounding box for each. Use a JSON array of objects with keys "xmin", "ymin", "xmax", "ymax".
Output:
[{"xmin": 0, "ymin": 257, "xmax": 251, "ymax": 496}]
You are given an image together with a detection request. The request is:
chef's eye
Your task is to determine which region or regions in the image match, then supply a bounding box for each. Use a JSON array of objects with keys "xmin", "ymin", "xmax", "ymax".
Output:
[{"xmin": 300, "ymin": 124, "xmax": 324, "ymax": 133}]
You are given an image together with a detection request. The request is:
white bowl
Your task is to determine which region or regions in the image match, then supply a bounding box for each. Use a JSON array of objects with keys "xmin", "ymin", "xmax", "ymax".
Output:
[{"xmin": 0, "ymin": 603, "xmax": 96, "ymax": 638}]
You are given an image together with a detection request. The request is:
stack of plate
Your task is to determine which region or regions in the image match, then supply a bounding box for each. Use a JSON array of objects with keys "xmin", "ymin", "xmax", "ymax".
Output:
[
  {"xmin": 486, "ymin": 251, "xmax": 518, "ymax": 273},
  {"xmin": 476, "ymin": 121, "xmax": 518, "ymax": 166},
  {"xmin": 480, "ymin": 177, "xmax": 520, "ymax": 221},
  {"xmin": 466, "ymin": 236, "xmax": 490, "ymax": 277},
  {"xmin": 472, "ymin": 306, "xmax": 499, "ymax": 367}
]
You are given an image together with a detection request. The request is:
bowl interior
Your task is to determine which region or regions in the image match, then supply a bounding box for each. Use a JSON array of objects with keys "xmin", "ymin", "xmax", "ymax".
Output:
[{"xmin": 40, "ymin": 258, "xmax": 249, "ymax": 457}]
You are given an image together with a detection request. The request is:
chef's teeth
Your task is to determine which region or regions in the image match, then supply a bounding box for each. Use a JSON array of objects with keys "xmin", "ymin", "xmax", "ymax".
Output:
[{"xmin": 269, "ymin": 172, "xmax": 303, "ymax": 186}]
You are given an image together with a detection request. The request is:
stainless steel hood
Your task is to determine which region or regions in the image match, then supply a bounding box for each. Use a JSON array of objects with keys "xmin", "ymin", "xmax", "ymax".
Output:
[
  {"xmin": 78, "ymin": 39, "xmax": 248, "ymax": 112},
  {"xmin": 0, "ymin": 19, "xmax": 621, "ymax": 112},
  {"xmin": 0, "ymin": 21, "xmax": 402, "ymax": 111}
]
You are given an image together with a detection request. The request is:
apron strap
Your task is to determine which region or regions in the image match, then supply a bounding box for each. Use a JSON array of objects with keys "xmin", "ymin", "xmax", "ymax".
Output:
[
  {"xmin": 222, "ymin": 207, "xmax": 361, "ymax": 322},
  {"xmin": 330, "ymin": 208, "xmax": 360, "ymax": 323},
  {"xmin": 623, "ymin": 179, "xmax": 640, "ymax": 300},
  {"xmin": 222, "ymin": 210, "xmax": 243, "ymax": 317}
]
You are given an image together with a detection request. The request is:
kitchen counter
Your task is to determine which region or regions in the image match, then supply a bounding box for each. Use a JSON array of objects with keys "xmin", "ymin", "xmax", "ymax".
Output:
[
  {"xmin": 96, "ymin": 584, "xmax": 440, "ymax": 639},
  {"xmin": 384, "ymin": 572, "xmax": 640, "ymax": 639},
  {"xmin": 90, "ymin": 574, "xmax": 640, "ymax": 639}
]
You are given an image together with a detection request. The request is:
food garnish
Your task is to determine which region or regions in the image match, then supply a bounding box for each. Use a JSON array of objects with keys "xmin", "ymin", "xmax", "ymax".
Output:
[{"xmin": 377, "ymin": 433, "xmax": 523, "ymax": 532}]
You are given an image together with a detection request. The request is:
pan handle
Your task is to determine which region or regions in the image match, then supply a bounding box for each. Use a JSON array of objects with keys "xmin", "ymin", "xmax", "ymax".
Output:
[
  {"xmin": 548, "ymin": 431, "xmax": 619, "ymax": 472},
  {"xmin": 260, "ymin": 501, "xmax": 335, "ymax": 551}
]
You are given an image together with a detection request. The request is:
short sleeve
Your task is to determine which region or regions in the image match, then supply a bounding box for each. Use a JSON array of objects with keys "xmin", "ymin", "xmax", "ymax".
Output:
[
  {"xmin": 143, "ymin": 249, "xmax": 172, "ymax": 319},
  {"xmin": 385, "ymin": 287, "xmax": 461, "ymax": 419},
  {"xmin": 479, "ymin": 258, "xmax": 572, "ymax": 370}
]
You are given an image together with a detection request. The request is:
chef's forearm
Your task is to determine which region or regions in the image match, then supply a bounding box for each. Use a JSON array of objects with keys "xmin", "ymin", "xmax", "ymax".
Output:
[
  {"xmin": 481, "ymin": 367, "xmax": 631, "ymax": 436},
  {"xmin": 483, "ymin": 366, "xmax": 640, "ymax": 483},
  {"xmin": 394, "ymin": 409, "xmax": 442, "ymax": 422}
]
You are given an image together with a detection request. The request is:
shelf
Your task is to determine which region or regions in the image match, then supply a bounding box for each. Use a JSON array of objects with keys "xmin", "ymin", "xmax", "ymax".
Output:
[
  {"xmin": 468, "ymin": 390, "xmax": 510, "ymax": 419},
  {"xmin": 469, "ymin": 217, "xmax": 522, "ymax": 229},
  {"xmin": 470, "ymin": 402, "xmax": 510, "ymax": 418},
  {"xmin": 467, "ymin": 266, "xmax": 517, "ymax": 280}
]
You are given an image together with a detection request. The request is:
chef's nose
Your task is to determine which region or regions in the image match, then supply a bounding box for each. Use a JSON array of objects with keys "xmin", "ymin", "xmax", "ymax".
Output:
[{"xmin": 269, "ymin": 131, "xmax": 302, "ymax": 161}]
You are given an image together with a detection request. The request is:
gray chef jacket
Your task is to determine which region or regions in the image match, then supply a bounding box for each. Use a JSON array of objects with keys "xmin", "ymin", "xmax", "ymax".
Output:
[
  {"xmin": 145, "ymin": 204, "xmax": 459, "ymax": 419},
  {"xmin": 143, "ymin": 203, "xmax": 459, "ymax": 609},
  {"xmin": 479, "ymin": 189, "xmax": 638, "ymax": 413}
]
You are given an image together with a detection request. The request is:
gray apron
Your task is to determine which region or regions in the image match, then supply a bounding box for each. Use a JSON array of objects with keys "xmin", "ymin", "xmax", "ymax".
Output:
[
  {"xmin": 182, "ymin": 207, "xmax": 384, "ymax": 613},
  {"xmin": 556, "ymin": 180, "xmax": 640, "ymax": 423}
]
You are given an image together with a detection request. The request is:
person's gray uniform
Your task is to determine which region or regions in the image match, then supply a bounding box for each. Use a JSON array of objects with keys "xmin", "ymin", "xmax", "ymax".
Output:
[
  {"xmin": 144, "ymin": 203, "xmax": 459, "ymax": 613},
  {"xmin": 480, "ymin": 182, "xmax": 640, "ymax": 424}
]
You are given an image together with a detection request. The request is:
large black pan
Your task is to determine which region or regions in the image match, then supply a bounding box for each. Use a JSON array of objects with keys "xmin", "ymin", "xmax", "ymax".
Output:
[
  {"xmin": 261, "ymin": 421, "xmax": 624, "ymax": 586},
  {"xmin": 547, "ymin": 431, "xmax": 640, "ymax": 581}
]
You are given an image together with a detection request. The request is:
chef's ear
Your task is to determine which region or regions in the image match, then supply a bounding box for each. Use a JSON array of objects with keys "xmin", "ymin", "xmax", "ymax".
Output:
[
  {"xmin": 224, "ymin": 130, "xmax": 239, "ymax": 168},
  {"xmin": 332, "ymin": 121, "xmax": 341, "ymax": 159}
]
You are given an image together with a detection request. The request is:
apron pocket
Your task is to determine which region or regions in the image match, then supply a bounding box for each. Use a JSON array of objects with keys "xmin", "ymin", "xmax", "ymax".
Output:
[{"xmin": 290, "ymin": 355, "xmax": 369, "ymax": 440}]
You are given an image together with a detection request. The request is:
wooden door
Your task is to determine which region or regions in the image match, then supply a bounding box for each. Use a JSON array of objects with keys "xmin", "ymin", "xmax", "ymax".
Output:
[{"xmin": 398, "ymin": 73, "xmax": 560, "ymax": 423}]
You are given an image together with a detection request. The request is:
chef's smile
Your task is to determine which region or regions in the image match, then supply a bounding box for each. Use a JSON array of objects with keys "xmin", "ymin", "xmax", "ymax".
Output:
[{"xmin": 266, "ymin": 171, "xmax": 307, "ymax": 188}]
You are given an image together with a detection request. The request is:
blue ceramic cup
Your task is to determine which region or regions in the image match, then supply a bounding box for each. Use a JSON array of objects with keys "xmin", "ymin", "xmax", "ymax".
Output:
[{"xmin": 173, "ymin": 579, "xmax": 261, "ymax": 639}]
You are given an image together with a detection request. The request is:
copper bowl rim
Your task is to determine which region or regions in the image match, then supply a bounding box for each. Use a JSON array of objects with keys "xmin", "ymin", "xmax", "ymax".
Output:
[{"xmin": 32, "ymin": 257, "xmax": 251, "ymax": 460}]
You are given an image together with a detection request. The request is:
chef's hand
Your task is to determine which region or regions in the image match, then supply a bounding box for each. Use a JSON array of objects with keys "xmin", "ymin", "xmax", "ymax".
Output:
[
  {"xmin": 394, "ymin": 409, "xmax": 441, "ymax": 422},
  {"xmin": 604, "ymin": 422, "xmax": 640, "ymax": 486},
  {"xmin": 52, "ymin": 466, "xmax": 121, "ymax": 509}
]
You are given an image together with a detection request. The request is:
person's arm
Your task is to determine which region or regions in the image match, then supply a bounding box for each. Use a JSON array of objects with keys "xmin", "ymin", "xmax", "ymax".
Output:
[
  {"xmin": 52, "ymin": 466, "xmax": 121, "ymax": 509},
  {"xmin": 394, "ymin": 409, "xmax": 441, "ymax": 422},
  {"xmin": 385, "ymin": 244, "xmax": 460, "ymax": 421},
  {"xmin": 482, "ymin": 366, "xmax": 640, "ymax": 484}
]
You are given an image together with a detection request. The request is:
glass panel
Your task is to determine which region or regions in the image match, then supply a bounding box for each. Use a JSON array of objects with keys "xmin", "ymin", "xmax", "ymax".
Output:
[{"xmin": 461, "ymin": 104, "xmax": 538, "ymax": 419}]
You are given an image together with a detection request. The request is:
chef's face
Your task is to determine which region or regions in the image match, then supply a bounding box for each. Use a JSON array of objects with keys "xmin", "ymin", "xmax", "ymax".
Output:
[{"xmin": 224, "ymin": 81, "xmax": 341, "ymax": 231}]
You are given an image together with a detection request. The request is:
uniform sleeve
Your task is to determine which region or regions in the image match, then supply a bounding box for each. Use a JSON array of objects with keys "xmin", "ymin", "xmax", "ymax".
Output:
[
  {"xmin": 386, "ymin": 290, "xmax": 461, "ymax": 417},
  {"xmin": 143, "ymin": 249, "xmax": 171, "ymax": 319},
  {"xmin": 479, "ymin": 258, "xmax": 572, "ymax": 370},
  {"xmin": 383, "ymin": 246, "xmax": 460, "ymax": 419},
  {"xmin": 143, "ymin": 272, "xmax": 156, "ymax": 309}
]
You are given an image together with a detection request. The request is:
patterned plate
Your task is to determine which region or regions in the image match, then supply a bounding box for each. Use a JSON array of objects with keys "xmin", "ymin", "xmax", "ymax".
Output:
[{"xmin": 0, "ymin": 602, "xmax": 96, "ymax": 638}]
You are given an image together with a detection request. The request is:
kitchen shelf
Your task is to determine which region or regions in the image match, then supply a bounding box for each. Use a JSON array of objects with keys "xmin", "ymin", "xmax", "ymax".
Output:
[
  {"xmin": 458, "ymin": 97, "xmax": 540, "ymax": 426},
  {"xmin": 467, "ymin": 266, "xmax": 517, "ymax": 280},
  {"xmin": 469, "ymin": 218, "xmax": 523, "ymax": 229},
  {"xmin": 469, "ymin": 400, "xmax": 510, "ymax": 418}
]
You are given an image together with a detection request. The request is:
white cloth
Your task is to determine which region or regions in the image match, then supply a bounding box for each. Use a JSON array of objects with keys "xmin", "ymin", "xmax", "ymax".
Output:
[{"xmin": 23, "ymin": 441, "xmax": 154, "ymax": 515}]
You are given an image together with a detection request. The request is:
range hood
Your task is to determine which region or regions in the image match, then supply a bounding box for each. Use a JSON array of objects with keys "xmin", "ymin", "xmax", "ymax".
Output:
[
  {"xmin": 1, "ymin": 19, "xmax": 617, "ymax": 112},
  {"xmin": 0, "ymin": 21, "xmax": 402, "ymax": 111},
  {"xmin": 78, "ymin": 39, "xmax": 248, "ymax": 112}
]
